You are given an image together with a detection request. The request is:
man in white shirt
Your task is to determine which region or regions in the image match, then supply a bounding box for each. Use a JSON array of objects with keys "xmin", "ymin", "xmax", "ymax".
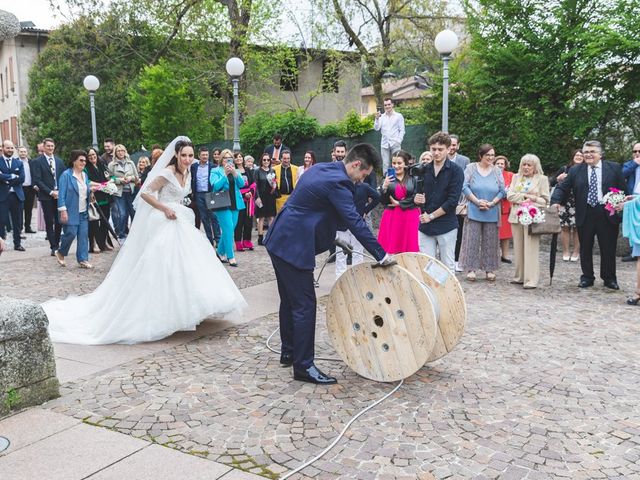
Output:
[
  {"xmin": 18, "ymin": 146, "xmax": 36, "ymax": 233},
  {"xmin": 374, "ymin": 98, "xmax": 405, "ymax": 172}
]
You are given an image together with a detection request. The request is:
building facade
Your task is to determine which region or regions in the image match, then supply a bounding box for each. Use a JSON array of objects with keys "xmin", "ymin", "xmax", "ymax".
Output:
[{"xmin": 0, "ymin": 22, "xmax": 48, "ymax": 148}]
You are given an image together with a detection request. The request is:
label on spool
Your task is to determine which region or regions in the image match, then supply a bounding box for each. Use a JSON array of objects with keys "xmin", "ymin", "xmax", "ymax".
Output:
[{"xmin": 423, "ymin": 260, "xmax": 450, "ymax": 285}]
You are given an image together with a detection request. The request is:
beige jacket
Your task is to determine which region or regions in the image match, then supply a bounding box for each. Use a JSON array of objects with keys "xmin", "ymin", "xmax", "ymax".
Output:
[
  {"xmin": 108, "ymin": 159, "xmax": 139, "ymax": 197},
  {"xmin": 506, "ymin": 174, "xmax": 550, "ymax": 224}
]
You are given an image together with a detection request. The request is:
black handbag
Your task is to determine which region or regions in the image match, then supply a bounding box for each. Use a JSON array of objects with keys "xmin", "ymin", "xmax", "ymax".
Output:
[{"xmin": 205, "ymin": 191, "xmax": 231, "ymax": 211}]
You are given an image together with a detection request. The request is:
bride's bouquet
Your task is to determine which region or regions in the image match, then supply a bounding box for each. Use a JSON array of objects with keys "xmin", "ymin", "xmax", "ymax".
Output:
[
  {"xmin": 602, "ymin": 188, "xmax": 625, "ymax": 216},
  {"xmin": 97, "ymin": 181, "xmax": 118, "ymax": 195},
  {"xmin": 516, "ymin": 201, "xmax": 545, "ymax": 226}
]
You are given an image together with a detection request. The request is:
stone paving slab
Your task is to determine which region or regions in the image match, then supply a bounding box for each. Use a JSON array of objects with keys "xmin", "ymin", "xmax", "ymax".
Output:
[
  {"xmin": 0, "ymin": 408, "xmax": 78, "ymax": 457},
  {"xmin": 42, "ymin": 254, "xmax": 640, "ymax": 479},
  {"xmin": 0, "ymin": 423, "xmax": 147, "ymax": 480},
  {"xmin": 88, "ymin": 443, "xmax": 232, "ymax": 479},
  {"xmin": 3, "ymin": 232, "xmax": 640, "ymax": 479}
]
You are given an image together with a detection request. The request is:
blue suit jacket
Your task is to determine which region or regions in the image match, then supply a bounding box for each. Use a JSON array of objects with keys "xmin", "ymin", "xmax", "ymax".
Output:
[
  {"xmin": 0, "ymin": 157, "xmax": 25, "ymax": 202},
  {"xmin": 58, "ymin": 168, "xmax": 91, "ymax": 226},
  {"xmin": 190, "ymin": 161, "xmax": 215, "ymax": 194},
  {"xmin": 31, "ymin": 154, "xmax": 65, "ymax": 200},
  {"xmin": 265, "ymin": 161, "xmax": 386, "ymax": 270},
  {"xmin": 210, "ymin": 166, "xmax": 246, "ymax": 210},
  {"xmin": 623, "ymin": 159, "xmax": 638, "ymax": 194}
]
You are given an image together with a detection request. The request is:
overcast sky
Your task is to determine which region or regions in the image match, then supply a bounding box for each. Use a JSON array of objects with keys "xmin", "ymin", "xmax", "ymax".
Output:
[{"xmin": 0, "ymin": 0, "xmax": 70, "ymax": 29}]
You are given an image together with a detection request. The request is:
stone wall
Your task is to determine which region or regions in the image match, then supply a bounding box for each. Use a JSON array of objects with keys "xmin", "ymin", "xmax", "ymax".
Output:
[{"xmin": 0, "ymin": 297, "xmax": 59, "ymax": 417}]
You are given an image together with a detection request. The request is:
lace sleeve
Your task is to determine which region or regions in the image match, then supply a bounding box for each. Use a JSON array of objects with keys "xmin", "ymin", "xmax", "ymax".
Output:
[{"xmin": 142, "ymin": 175, "xmax": 169, "ymax": 196}]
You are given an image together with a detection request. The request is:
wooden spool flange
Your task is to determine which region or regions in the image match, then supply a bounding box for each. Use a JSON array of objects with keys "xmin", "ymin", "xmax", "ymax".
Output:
[
  {"xmin": 394, "ymin": 253, "xmax": 466, "ymax": 362},
  {"xmin": 326, "ymin": 263, "xmax": 438, "ymax": 382}
]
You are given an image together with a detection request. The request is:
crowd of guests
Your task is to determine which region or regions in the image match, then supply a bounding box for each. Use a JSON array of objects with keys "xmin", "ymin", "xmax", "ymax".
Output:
[{"xmin": 2, "ymin": 126, "xmax": 639, "ymax": 306}]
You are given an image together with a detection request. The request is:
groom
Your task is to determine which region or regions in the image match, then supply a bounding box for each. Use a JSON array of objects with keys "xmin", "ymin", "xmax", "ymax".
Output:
[{"xmin": 265, "ymin": 143, "xmax": 395, "ymax": 385}]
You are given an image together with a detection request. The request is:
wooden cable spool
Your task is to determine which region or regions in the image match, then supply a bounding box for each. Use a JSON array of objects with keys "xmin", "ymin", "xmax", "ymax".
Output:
[
  {"xmin": 394, "ymin": 253, "xmax": 466, "ymax": 362},
  {"xmin": 325, "ymin": 253, "xmax": 466, "ymax": 382}
]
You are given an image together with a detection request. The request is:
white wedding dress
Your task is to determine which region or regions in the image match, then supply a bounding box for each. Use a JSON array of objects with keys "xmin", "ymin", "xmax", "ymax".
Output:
[{"xmin": 44, "ymin": 163, "xmax": 247, "ymax": 345}]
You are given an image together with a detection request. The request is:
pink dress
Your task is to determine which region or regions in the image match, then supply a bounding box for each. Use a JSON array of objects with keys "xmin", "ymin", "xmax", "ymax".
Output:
[{"xmin": 377, "ymin": 183, "xmax": 420, "ymax": 254}]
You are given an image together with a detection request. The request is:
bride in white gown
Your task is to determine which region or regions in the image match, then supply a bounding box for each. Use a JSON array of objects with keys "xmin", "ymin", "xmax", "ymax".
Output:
[{"xmin": 44, "ymin": 136, "xmax": 247, "ymax": 344}]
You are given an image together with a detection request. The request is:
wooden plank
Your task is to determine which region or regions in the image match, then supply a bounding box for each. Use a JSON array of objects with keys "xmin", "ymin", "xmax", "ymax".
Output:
[{"xmin": 326, "ymin": 263, "xmax": 437, "ymax": 382}]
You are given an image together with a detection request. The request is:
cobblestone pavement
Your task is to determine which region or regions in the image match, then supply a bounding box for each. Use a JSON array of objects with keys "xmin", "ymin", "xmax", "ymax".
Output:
[{"xmin": 5, "ymin": 233, "xmax": 635, "ymax": 479}]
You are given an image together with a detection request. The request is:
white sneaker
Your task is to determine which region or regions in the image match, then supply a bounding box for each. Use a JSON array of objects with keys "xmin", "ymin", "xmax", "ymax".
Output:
[{"xmin": 455, "ymin": 262, "xmax": 463, "ymax": 272}]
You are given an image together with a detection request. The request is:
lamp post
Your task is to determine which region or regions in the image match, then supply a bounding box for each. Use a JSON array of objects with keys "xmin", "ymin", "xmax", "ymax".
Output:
[
  {"xmin": 83, "ymin": 75, "xmax": 100, "ymax": 150},
  {"xmin": 434, "ymin": 30, "xmax": 459, "ymax": 133},
  {"xmin": 225, "ymin": 57, "xmax": 245, "ymax": 152}
]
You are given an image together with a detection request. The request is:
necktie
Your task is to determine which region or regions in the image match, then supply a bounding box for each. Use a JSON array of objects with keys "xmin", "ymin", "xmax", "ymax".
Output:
[
  {"xmin": 49, "ymin": 157, "xmax": 57, "ymax": 189},
  {"xmin": 5, "ymin": 158, "xmax": 10, "ymax": 170},
  {"xmin": 587, "ymin": 166, "xmax": 598, "ymax": 207}
]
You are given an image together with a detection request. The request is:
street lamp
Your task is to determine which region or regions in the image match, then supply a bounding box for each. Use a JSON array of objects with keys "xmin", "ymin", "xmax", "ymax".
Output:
[
  {"xmin": 225, "ymin": 57, "xmax": 245, "ymax": 152},
  {"xmin": 83, "ymin": 75, "xmax": 100, "ymax": 150},
  {"xmin": 434, "ymin": 30, "xmax": 459, "ymax": 133}
]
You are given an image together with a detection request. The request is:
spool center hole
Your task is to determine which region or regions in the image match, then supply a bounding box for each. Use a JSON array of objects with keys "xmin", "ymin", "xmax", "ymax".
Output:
[
  {"xmin": 373, "ymin": 315, "xmax": 384, "ymax": 328},
  {"xmin": 385, "ymin": 297, "xmax": 391, "ymax": 304}
]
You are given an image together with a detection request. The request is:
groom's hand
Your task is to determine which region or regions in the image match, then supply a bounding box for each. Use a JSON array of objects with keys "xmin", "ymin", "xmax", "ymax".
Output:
[{"xmin": 372, "ymin": 254, "xmax": 397, "ymax": 269}]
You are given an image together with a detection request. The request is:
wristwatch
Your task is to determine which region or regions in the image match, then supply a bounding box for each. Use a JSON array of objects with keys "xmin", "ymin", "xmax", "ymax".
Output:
[{"xmin": 428, "ymin": 213, "xmax": 435, "ymax": 221}]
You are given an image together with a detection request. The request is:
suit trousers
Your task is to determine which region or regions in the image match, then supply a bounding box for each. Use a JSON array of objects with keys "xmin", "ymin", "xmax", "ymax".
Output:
[
  {"xmin": 40, "ymin": 197, "xmax": 62, "ymax": 251},
  {"xmin": 0, "ymin": 192, "xmax": 24, "ymax": 247},
  {"xmin": 269, "ymin": 252, "xmax": 317, "ymax": 370},
  {"xmin": 455, "ymin": 214, "xmax": 465, "ymax": 261},
  {"xmin": 23, "ymin": 186, "xmax": 36, "ymax": 231},
  {"xmin": 214, "ymin": 208, "xmax": 239, "ymax": 260},
  {"xmin": 577, "ymin": 205, "xmax": 619, "ymax": 283},
  {"xmin": 59, "ymin": 211, "xmax": 89, "ymax": 263},
  {"xmin": 195, "ymin": 192, "xmax": 221, "ymax": 246},
  {"xmin": 511, "ymin": 223, "xmax": 541, "ymax": 287},
  {"xmin": 234, "ymin": 207, "xmax": 253, "ymax": 243}
]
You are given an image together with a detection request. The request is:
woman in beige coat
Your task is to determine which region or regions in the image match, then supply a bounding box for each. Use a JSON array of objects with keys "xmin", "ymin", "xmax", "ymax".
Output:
[{"xmin": 507, "ymin": 154, "xmax": 550, "ymax": 288}]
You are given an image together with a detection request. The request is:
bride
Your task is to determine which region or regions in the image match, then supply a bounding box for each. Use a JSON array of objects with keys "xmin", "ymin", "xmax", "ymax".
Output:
[{"xmin": 44, "ymin": 136, "xmax": 247, "ymax": 344}]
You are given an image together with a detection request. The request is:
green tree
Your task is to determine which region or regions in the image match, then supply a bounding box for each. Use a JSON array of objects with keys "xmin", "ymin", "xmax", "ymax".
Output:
[
  {"xmin": 21, "ymin": 16, "xmax": 154, "ymax": 156},
  {"xmin": 129, "ymin": 60, "xmax": 220, "ymax": 145},
  {"xmin": 425, "ymin": 0, "xmax": 640, "ymax": 169}
]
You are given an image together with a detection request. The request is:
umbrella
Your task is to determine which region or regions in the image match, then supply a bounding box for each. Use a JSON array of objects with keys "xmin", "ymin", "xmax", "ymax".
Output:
[
  {"xmin": 93, "ymin": 202, "xmax": 118, "ymax": 243},
  {"xmin": 549, "ymin": 232, "xmax": 558, "ymax": 285}
]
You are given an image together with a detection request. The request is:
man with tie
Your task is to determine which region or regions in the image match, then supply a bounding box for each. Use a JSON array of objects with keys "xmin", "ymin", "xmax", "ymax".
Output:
[
  {"xmin": 0, "ymin": 140, "xmax": 26, "ymax": 251},
  {"xmin": 551, "ymin": 140, "xmax": 627, "ymax": 289},
  {"xmin": 31, "ymin": 137, "xmax": 65, "ymax": 256},
  {"xmin": 18, "ymin": 146, "xmax": 36, "ymax": 234}
]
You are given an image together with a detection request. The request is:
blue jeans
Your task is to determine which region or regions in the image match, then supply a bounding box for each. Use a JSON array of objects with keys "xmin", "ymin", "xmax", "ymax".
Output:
[
  {"xmin": 114, "ymin": 191, "xmax": 135, "ymax": 238},
  {"xmin": 59, "ymin": 211, "xmax": 89, "ymax": 262},
  {"xmin": 195, "ymin": 192, "xmax": 221, "ymax": 246},
  {"xmin": 214, "ymin": 208, "xmax": 239, "ymax": 260}
]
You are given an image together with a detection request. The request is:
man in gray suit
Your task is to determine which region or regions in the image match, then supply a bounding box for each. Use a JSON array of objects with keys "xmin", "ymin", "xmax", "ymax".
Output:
[{"xmin": 449, "ymin": 134, "xmax": 471, "ymax": 271}]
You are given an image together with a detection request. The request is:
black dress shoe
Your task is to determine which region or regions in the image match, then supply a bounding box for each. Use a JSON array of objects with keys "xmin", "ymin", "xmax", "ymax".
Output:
[
  {"xmin": 622, "ymin": 255, "xmax": 637, "ymax": 262},
  {"xmin": 25, "ymin": 229, "xmax": 36, "ymax": 234},
  {"xmin": 280, "ymin": 354, "xmax": 293, "ymax": 367},
  {"xmin": 293, "ymin": 365, "xmax": 337, "ymax": 385},
  {"xmin": 14, "ymin": 245, "xmax": 25, "ymax": 251},
  {"xmin": 501, "ymin": 257, "xmax": 512, "ymax": 264},
  {"xmin": 578, "ymin": 279, "xmax": 594, "ymax": 288},
  {"xmin": 604, "ymin": 280, "xmax": 620, "ymax": 290}
]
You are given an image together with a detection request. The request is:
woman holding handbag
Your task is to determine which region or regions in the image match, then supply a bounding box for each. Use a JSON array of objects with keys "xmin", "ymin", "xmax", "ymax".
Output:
[
  {"xmin": 233, "ymin": 152, "xmax": 256, "ymax": 251},
  {"xmin": 506, "ymin": 154, "xmax": 550, "ymax": 289},
  {"xmin": 85, "ymin": 147, "xmax": 112, "ymax": 253},
  {"xmin": 55, "ymin": 150, "xmax": 100, "ymax": 269},
  {"xmin": 210, "ymin": 149, "xmax": 245, "ymax": 267}
]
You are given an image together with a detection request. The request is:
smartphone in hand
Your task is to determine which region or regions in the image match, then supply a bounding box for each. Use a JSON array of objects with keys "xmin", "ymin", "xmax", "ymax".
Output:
[{"xmin": 386, "ymin": 168, "xmax": 396, "ymax": 179}]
